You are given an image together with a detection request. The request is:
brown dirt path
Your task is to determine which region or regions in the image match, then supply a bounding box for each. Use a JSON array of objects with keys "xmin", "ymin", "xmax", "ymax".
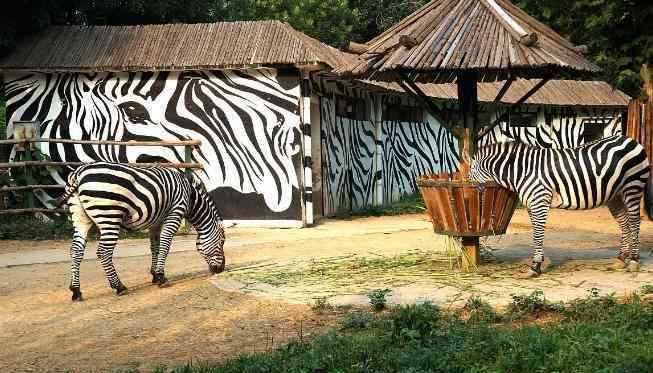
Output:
[{"xmin": 1, "ymin": 210, "xmax": 652, "ymax": 372}]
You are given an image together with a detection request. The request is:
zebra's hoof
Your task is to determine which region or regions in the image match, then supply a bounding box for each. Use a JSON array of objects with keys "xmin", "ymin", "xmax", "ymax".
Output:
[
  {"xmin": 626, "ymin": 260, "xmax": 641, "ymax": 273},
  {"xmin": 70, "ymin": 287, "xmax": 83, "ymax": 302},
  {"xmin": 610, "ymin": 258, "xmax": 628, "ymax": 270},
  {"xmin": 518, "ymin": 268, "xmax": 541, "ymax": 279},
  {"xmin": 115, "ymin": 284, "xmax": 129, "ymax": 296},
  {"xmin": 153, "ymin": 273, "xmax": 169, "ymax": 287}
]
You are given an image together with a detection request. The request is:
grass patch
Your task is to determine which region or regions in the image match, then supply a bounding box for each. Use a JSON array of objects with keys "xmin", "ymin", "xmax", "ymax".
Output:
[
  {"xmin": 343, "ymin": 193, "xmax": 426, "ymax": 217},
  {"xmin": 169, "ymin": 291, "xmax": 653, "ymax": 373}
]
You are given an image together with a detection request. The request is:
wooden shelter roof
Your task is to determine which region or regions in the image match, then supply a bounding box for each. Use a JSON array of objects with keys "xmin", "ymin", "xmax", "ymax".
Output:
[
  {"xmin": 362, "ymin": 79, "xmax": 630, "ymax": 108},
  {"xmin": 0, "ymin": 21, "xmax": 355, "ymax": 72},
  {"xmin": 337, "ymin": 0, "xmax": 600, "ymax": 83}
]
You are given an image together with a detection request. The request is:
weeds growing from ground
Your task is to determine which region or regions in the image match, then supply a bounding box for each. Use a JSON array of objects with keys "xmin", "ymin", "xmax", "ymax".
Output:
[
  {"xmin": 311, "ymin": 297, "xmax": 333, "ymax": 314},
  {"xmin": 170, "ymin": 289, "xmax": 653, "ymax": 373},
  {"xmin": 0, "ymin": 215, "xmax": 193, "ymax": 241},
  {"xmin": 367, "ymin": 288, "xmax": 392, "ymax": 311}
]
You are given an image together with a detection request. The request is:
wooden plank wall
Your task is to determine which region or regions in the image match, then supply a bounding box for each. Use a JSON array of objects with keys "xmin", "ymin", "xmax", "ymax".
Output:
[{"xmin": 626, "ymin": 99, "xmax": 653, "ymax": 159}]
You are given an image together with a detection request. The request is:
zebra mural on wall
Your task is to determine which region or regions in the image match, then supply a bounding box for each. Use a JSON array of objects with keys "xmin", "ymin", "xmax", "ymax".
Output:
[
  {"xmin": 478, "ymin": 107, "xmax": 624, "ymax": 148},
  {"xmin": 470, "ymin": 136, "xmax": 652, "ymax": 277},
  {"xmin": 320, "ymin": 95, "xmax": 460, "ymax": 215},
  {"xmin": 5, "ymin": 69, "xmax": 303, "ymax": 220},
  {"xmin": 58, "ymin": 162, "xmax": 225, "ymax": 300}
]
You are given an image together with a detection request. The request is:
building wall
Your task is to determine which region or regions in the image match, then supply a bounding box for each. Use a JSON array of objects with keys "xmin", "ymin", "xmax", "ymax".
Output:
[
  {"xmin": 320, "ymin": 94, "xmax": 459, "ymax": 216},
  {"xmin": 318, "ymin": 89, "xmax": 626, "ymax": 216},
  {"xmin": 479, "ymin": 106, "xmax": 624, "ymax": 148},
  {"xmin": 5, "ymin": 68, "xmax": 306, "ymax": 223}
]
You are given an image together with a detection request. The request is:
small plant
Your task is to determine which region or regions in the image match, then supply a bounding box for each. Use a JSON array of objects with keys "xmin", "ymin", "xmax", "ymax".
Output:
[
  {"xmin": 464, "ymin": 296, "xmax": 501, "ymax": 323},
  {"xmin": 506, "ymin": 289, "xmax": 562, "ymax": 318},
  {"xmin": 311, "ymin": 297, "xmax": 333, "ymax": 314},
  {"xmin": 564, "ymin": 288, "xmax": 621, "ymax": 322},
  {"xmin": 368, "ymin": 288, "xmax": 392, "ymax": 311},
  {"xmin": 641, "ymin": 284, "xmax": 653, "ymax": 295},
  {"xmin": 389, "ymin": 302, "xmax": 441, "ymax": 340},
  {"xmin": 341, "ymin": 311, "xmax": 376, "ymax": 330}
]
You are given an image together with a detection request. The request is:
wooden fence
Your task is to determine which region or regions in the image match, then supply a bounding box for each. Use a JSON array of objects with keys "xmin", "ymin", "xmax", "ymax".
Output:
[
  {"xmin": 626, "ymin": 99, "xmax": 653, "ymax": 158},
  {"xmin": 0, "ymin": 138, "xmax": 202, "ymax": 215}
]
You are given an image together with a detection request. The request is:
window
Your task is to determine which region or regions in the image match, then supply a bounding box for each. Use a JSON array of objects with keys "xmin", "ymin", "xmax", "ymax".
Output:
[
  {"xmin": 336, "ymin": 96, "xmax": 369, "ymax": 121},
  {"xmin": 383, "ymin": 104, "xmax": 423, "ymax": 123},
  {"xmin": 508, "ymin": 111, "xmax": 537, "ymax": 127}
]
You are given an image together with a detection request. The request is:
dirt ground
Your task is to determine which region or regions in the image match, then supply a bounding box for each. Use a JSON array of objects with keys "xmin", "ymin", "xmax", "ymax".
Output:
[{"xmin": 1, "ymin": 208, "xmax": 653, "ymax": 372}]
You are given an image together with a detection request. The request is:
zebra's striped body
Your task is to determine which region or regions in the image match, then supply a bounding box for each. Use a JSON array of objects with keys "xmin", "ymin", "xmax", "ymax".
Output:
[
  {"xmin": 61, "ymin": 162, "xmax": 225, "ymax": 300},
  {"xmin": 470, "ymin": 135, "xmax": 651, "ymax": 273}
]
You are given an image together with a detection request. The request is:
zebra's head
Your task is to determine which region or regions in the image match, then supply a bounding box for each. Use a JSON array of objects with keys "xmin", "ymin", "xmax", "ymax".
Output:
[
  {"xmin": 469, "ymin": 145, "xmax": 498, "ymax": 183},
  {"xmin": 188, "ymin": 185, "xmax": 226, "ymax": 275}
]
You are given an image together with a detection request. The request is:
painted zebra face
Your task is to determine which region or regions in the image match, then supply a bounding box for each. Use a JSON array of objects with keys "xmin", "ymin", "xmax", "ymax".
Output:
[{"xmin": 5, "ymin": 69, "xmax": 302, "ymax": 213}]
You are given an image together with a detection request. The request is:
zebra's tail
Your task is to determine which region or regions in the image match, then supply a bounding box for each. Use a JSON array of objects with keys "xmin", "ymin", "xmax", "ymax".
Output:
[
  {"xmin": 53, "ymin": 169, "xmax": 81, "ymax": 208},
  {"xmin": 645, "ymin": 171, "xmax": 653, "ymax": 221}
]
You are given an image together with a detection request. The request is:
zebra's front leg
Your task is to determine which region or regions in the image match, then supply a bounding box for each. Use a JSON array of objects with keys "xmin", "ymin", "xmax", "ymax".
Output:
[
  {"xmin": 149, "ymin": 225, "xmax": 162, "ymax": 283},
  {"xmin": 524, "ymin": 194, "xmax": 553, "ymax": 277},
  {"xmin": 152, "ymin": 214, "xmax": 183, "ymax": 287},
  {"xmin": 607, "ymin": 197, "xmax": 631, "ymax": 269},
  {"xmin": 96, "ymin": 225, "xmax": 128, "ymax": 295}
]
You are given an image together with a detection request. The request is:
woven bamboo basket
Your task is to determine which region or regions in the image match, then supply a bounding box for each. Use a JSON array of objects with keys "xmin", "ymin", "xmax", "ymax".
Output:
[{"xmin": 417, "ymin": 172, "xmax": 518, "ymax": 237}]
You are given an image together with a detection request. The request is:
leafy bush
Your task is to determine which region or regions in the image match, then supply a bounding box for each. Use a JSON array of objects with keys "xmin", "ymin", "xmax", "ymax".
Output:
[
  {"xmin": 388, "ymin": 302, "xmax": 441, "ymax": 340},
  {"xmin": 641, "ymin": 284, "xmax": 653, "ymax": 295},
  {"xmin": 367, "ymin": 288, "xmax": 392, "ymax": 311},
  {"xmin": 464, "ymin": 296, "xmax": 502, "ymax": 323},
  {"xmin": 341, "ymin": 311, "xmax": 376, "ymax": 330},
  {"xmin": 311, "ymin": 297, "xmax": 333, "ymax": 314},
  {"xmin": 170, "ymin": 292, "xmax": 653, "ymax": 373},
  {"xmin": 507, "ymin": 289, "xmax": 564, "ymax": 318},
  {"xmin": 0, "ymin": 215, "xmax": 149, "ymax": 241}
]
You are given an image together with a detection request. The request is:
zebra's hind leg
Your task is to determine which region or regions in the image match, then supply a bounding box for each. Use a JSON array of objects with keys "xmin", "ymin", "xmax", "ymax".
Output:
[
  {"xmin": 153, "ymin": 214, "xmax": 184, "ymax": 287},
  {"xmin": 624, "ymin": 192, "xmax": 643, "ymax": 272},
  {"xmin": 607, "ymin": 197, "xmax": 631, "ymax": 270},
  {"xmin": 96, "ymin": 225, "xmax": 128, "ymax": 295},
  {"xmin": 149, "ymin": 225, "xmax": 162, "ymax": 283}
]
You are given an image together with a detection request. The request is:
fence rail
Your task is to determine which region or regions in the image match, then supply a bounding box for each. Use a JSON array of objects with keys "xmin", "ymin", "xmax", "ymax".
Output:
[
  {"xmin": 0, "ymin": 138, "xmax": 201, "ymax": 146},
  {"xmin": 0, "ymin": 135, "xmax": 202, "ymax": 215}
]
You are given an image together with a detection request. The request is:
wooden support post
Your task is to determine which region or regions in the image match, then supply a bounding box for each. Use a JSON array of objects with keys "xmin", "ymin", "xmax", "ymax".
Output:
[
  {"xmin": 184, "ymin": 144, "xmax": 193, "ymax": 178},
  {"xmin": 458, "ymin": 72, "xmax": 480, "ymax": 265},
  {"xmin": 23, "ymin": 144, "xmax": 35, "ymax": 209},
  {"xmin": 461, "ymin": 236, "xmax": 480, "ymax": 269},
  {"xmin": 457, "ymin": 72, "xmax": 479, "ymax": 176}
]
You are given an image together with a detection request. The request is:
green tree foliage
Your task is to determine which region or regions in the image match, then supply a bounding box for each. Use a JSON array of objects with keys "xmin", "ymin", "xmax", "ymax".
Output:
[
  {"xmin": 515, "ymin": 0, "xmax": 652, "ymax": 97},
  {"xmin": 0, "ymin": 0, "xmax": 650, "ymax": 96},
  {"xmin": 348, "ymin": 0, "xmax": 429, "ymax": 43}
]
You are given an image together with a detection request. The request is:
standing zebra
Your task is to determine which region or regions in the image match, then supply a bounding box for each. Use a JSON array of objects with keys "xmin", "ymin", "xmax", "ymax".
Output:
[
  {"xmin": 58, "ymin": 162, "xmax": 226, "ymax": 300},
  {"xmin": 470, "ymin": 135, "xmax": 652, "ymax": 277}
]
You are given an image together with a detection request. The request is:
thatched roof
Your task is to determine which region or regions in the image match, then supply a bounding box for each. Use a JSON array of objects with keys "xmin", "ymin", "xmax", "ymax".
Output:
[
  {"xmin": 337, "ymin": 0, "xmax": 600, "ymax": 83},
  {"xmin": 0, "ymin": 21, "xmax": 355, "ymax": 72},
  {"xmin": 362, "ymin": 79, "xmax": 630, "ymax": 108}
]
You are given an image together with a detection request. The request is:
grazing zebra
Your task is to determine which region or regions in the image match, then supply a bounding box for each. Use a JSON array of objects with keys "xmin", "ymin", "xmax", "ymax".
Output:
[
  {"xmin": 469, "ymin": 135, "xmax": 652, "ymax": 277},
  {"xmin": 58, "ymin": 162, "xmax": 226, "ymax": 301}
]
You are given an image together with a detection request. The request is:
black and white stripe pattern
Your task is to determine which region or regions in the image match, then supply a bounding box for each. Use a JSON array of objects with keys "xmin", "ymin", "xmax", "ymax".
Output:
[
  {"xmin": 5, "ymin": 69, "xmax": 303, "ymax": 219},
  {"xmin": 470, "ymin": 135, "xmax": 651, "ymax": 273},
  {"xmin": 61, "ymin": 162, "xmax": 225, "ymax": 300},
  {"xmin": 320, "ymin": 96, "xmax": 459, "ymax": 215},
  {"xmin": 478, "ymin": 107, "xmax": 624, "ymax": 149}
]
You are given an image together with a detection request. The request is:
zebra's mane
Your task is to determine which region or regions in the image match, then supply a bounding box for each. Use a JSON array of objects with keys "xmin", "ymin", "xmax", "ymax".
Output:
[{"xmin": 476, "ymin": 135, "xmax": 622, "ymax": 155}]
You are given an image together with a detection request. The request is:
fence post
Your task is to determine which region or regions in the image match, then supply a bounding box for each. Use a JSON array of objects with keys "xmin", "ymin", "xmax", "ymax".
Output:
[
  {"xmin": 184, "ymin": 144, "xmax": 193, "ymax": 178},
  {"xmin": 23, "ymin": 142, "xmax": 35, "ymax": 209}
]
